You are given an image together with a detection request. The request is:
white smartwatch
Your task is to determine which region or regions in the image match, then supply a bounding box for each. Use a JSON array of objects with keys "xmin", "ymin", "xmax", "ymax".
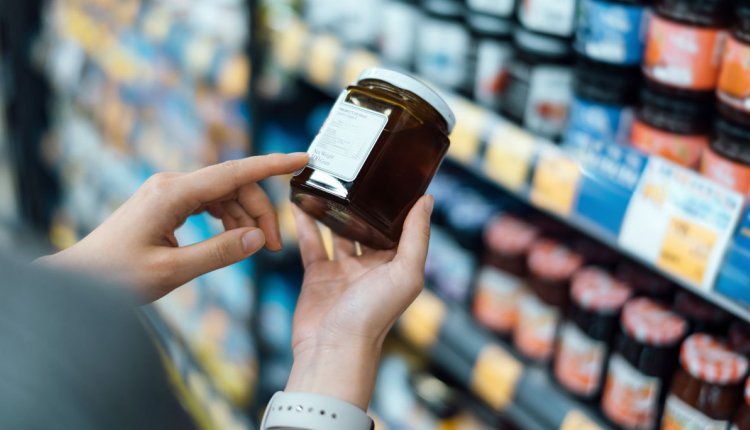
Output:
[{"xmin": 261, "ymin": 391, "xmax": 374, "ymax": 430}]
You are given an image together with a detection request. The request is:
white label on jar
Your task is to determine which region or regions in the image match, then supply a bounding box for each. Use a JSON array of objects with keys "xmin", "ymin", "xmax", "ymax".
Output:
[
  {"xmin": 554, "ymin": 322, "xmax": 607, "ymax": 396},
  {"xmin": 380, "ymin": 1, "xmax": 420, "ymax": 66},
  {"xmin": 468, "ymin": 0, "xmax": 515, "ymax": 17},
  {"xmin": 307, "ymin": 92, "xmax": 388, "ymax": 182},
  {"xmin": 417, "ymin": 17, "xmax": 471, "ymax": 89},
  {"xmin": 519, "ymin": 0, "xmax": 578, "ymax": 37},
  {"xmin": 662, "ymin": 395, "xmax": 729, "ymax": 430},
  {"xmin": 524, "ymin": 65, "xmax": 573, "ymax": 139},
  {"xmin": 602, "ymin": 354, "xmax": 661, "ymax": 430},
  {"xmin": 474, "ymin": 39, "xmax": 513, "ymax": 109}
]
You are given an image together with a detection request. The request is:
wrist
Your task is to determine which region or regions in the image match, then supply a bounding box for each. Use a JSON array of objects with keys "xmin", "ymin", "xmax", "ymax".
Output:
[{"xmin": 286, "ymin": 339, "xmax": 382, "ymax": 411}]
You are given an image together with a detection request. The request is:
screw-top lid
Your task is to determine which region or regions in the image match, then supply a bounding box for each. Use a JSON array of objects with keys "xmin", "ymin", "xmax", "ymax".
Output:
[
  {"xmin": 484, "ymin": 214, "xmax": 540, "ymax": 256},
  {"xmin": 680, "ymin": 334, "xmax": 749, "ymax": 385},
  {"xmin": 357, "ymin": 68, "xmax": 456, "ymax": 132},
  {"xmin": 571, "ymin": 267, "xmax": 633, "ymax": 313},
  {"xmin": 622, "ymin": 298, "xmax": 687, "ymax": 346},
  {"xmin": 527, "ymin": 239, "xmax": 584, "ymax": 281}
]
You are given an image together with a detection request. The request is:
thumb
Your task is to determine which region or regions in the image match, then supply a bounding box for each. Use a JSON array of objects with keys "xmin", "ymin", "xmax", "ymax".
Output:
[{"xmin": 172, "ymin": 227, "xmax": 266, "ymax": 282}]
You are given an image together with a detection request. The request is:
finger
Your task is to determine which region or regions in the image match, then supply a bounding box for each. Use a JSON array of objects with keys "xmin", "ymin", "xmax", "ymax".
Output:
[
  {"xmin": 392, "ymin": 195, "xmax": 433, "ymax": 278},
  {"xmin": 222, "ymin": 200, "xmax": 257, "ymax": 229},
  {"xmin": 333, "ymin": 235, "xmax": 356, "ymax": 260},
  {"xmin": 206, "ymin": 203, "xmax": 237, "ymax": 230},
  {"xmin": 170, "ymin": 227, "xmax": 266, "ymax": 283},
  {"xmin": 181, "ymin": 153, "xmax": 308, "ymax": 204},
  {"xmin": 238, "ymin": 183, "xmax": 282, "ymax": 251},
  {"xmin": 291, "ymin": 205, "xmax": 328, "ymax": 268}
]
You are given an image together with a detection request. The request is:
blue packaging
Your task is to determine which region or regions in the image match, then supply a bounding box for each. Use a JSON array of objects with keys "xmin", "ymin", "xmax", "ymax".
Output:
[
  {"xmin": 564, "ymin": 95, "xmax": 633, "ymax": 146},
  {"xmin": 575, "ymin": 0, "xmax": 649, "ymax": 65}
]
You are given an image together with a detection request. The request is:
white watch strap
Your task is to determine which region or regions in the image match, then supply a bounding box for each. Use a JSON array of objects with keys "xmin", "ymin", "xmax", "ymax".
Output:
[{"xmin": 261, "ymin": 391, "xmax": 373, "ymax": 430}]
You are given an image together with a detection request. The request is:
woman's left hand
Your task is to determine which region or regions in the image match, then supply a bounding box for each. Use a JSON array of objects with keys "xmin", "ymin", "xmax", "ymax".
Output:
[{"xmin": 39, "ymin": 153, "xmax": 308, "ymax": 302}]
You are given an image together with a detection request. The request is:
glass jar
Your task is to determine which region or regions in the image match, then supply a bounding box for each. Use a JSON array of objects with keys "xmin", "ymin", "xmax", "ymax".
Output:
[
  {"xmin": 718, "ymin": 2, "xmax": 750, "ymax": 124},
  {"xmin": 661, "ymin": 334, "xmax": 748, "ymax": 429},
  {"xmin": 575, "ymin": 0, "xmax": 652, "ymax": 66},
  {"xmin": 554, "ymin": 267, "xmax": 633, "ymax": 402},
  {"xmin": 379, "ymin": 0, "xmax": 422, "ymax": 69},
  {"xmin": 615, "ymin": 260, "xmax": 675, "ymax": 302},
  {"xmin": 468, "ymin": 12, "xmax": 514, "ymax": 110},
  {"xmin": 701, "ymin": 115, "xmax": 750, "ymax": 196},
  {"xmin": 601, "ymin": 298, "xmax": 687, "ymax": 430},
  {"xmin": 291, "ymin": 68, "xmax": 455, "ymax": 249},
  {"xmin": 473, "ymin": 215, "xmax": 540, "ymax": 336},
  {"xmin": 501, "ymin": 28, "xmax": 574, "ymax": 140},
  {"xmin": 673, "ymin": 291, "xmax": 731, "ymax": 335},
  {"xmin": 513, "ymin": 238, "xmax": 584, "ymax": 364},
  {"xmin": 630, "ymin": 83, "xmax": 713, "ymax": 168},
  {"xmin": 643, "ymin": 0, "xmax": 732, "ymax": 92},
  {"xmin": 416, "ymin": 0, "xmax": 471, "ymax": 92},
  {"xmin": 733, "ymin": 377, "xmax": 750, "ymax": 430},
  {"xmin": 518, "ymin": 0, "xmax": 579, "ymax": 38}
]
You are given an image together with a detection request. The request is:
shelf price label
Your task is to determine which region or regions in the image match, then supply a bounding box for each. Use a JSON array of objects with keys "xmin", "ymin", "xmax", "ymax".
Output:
[
  {"xmin": 470, "ymin": 343, "xmax": 523, "ymax": 412},
  {"xmin": 306, "ymin": 34, "xmax": 342, "ymax": 88},
  {"xmin": 340, "ymin": 50, "xmax": 380, "ymax": 88},
  {"xmin": 619, "ymin": 157, "xmax": 744, "ymax": 289},
  {"xmin": 560, "ymin": 410, "xmax": 603, "ymax": 430},
  {"xmin": 483, "ymin": 123, "xmax": 536, "ymax": 191},
  {"xmin": 398, "ymin": 290, "xmax": 446, "ymax": 350},
  {"xmin": 530, "ymin": 148, "xmax": 582, "ymax": 217},
  {"xmin": 448, "ymin": 99, "xmax": 486, "ymax": 165}
]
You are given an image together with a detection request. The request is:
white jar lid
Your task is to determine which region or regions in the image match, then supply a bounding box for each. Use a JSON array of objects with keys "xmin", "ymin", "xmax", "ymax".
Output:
[{"xmin": 357, "ymin": 68, "xmax": 456, "ymax": 133}]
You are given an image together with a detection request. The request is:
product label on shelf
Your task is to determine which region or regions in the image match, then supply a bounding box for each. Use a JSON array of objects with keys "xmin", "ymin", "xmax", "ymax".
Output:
[
  {"xmin": 566, "ymin": 137, "xmax": 647, "ymax": 236},
  {"xmin": 560, "ymin": 410, "xmax": 604, "ymax": 430},
  {"xmin": 484, "ymin": 122, "xmax": 537, "ymax": 191},
  {"xmin": 531, "ymin": 147, "xmax": 582, "ymax": 217},
  {"xmin": 643, "ymin": 15, "xmax": 726, "ymax": 90},
  {"xmin": 448, "ymin": 98, "xmax": 486, "ymax": 164},
  {"xmin": 575, "ymin": 0, "xmax": 649, "ymax": 65},
  {"xmin": 619, "ymin": 157, "xmax": 744, "ymax": 289},
  {"xmin": 630, "ymin": 119, "xmax": 708, "ymax": 169},
  {"xmin": 398, "ymin": 290, "xmax": 447, "ymax": 349},
  {"xmin": 661, "ymin": 395, "xmax": 729, "ymax": 430},
  {"xmin": 514, "ymin": 294, "xmax": 560, "ymax": 362},
  {"xmin": 602, "ymin": 354, "xmax": 661, "ymax": 430},
  {"xmin": 524, "ymin": 65, "xmax": 573, "ymax": 139},
  {"xmin": 307, "ymin": 92, "xmax": 387, "ymax": 182},
  {"xmin": 468, "ymin": 0, "xmax": 515, "ymax": 17},
  {"xmin": 519, "ymin": 0, "xmax": 578, "ymax": 37},
  {"xmin": 554, "ymin": 322, "xmax": 607, "ymax": 397},
  {"xmin": 718, "ymin": 35, "xmax": 750, "ymax": 114},
  {"xmin": 473, "ymin": 266, "xmax": 528, "ymax": 333},
  {"xmin": 471, "ymin": 343, "xmax": 524, "ymax": 412},
  {"xmin": 416, "ymin": 17, "xmax": 470, "ymax": 90}
]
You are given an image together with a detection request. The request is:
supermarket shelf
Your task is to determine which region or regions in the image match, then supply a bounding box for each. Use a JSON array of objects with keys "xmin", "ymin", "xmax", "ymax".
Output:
[
  {"xmin": 398, "ymin": 289, "xmax": 613, "ymax": 430},
  {"xmin": 269, "ymin": 18, "xmax": 750, "ymax": 323}
]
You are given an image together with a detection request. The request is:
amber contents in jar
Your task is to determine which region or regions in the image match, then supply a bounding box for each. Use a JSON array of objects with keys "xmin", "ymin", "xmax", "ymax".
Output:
[
  {"xmin": 661, "ymin": 334, "xmax": 748, "ymax": 429},
  {"xmin": 291, "ymin": 68, "xmax": 454, "ymax": 249}
]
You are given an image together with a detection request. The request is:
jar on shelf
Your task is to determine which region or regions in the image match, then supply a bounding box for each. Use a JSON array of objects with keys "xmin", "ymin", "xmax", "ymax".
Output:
[
  {"xmin": 468, "ymin": 12, "xmax": 514, "ymax": 110},
  {"xmin": 615, "ymin": 260, "xmax": 675, "ymax": 302},
  {"xmin": 733, "ymin": 377, "xmax": 750, "ymax": 430},
  {"xmin": 379, "ymin": 0, "xmax": 422, "ymax": 69},
  {"xmin": 554, "ymin": 267, "xmax": 633, "ymax": 402},
  {"xmin": 513, "ymin": 238, "xmax": 584, "ymax": 364},
  {"xmin": 661, "ymin": 334, "xmax": 748, "ymax": 429},
  {"xmin": 630, "ymin": 83, "xmax": 713, "ymax": 168},
  {"xmin": 575, "ymin": 0, "xmax": 652, "ymax": 66},
  {"xmin": 700, "ymin": 115, "xmax": 750, "ymax": 196},
  {"xmin": 500, "ymin": 28, "xmax": 574, "ymax": 140},
  {"xmin": 601, "ymin": 297, "xmax": 687, "ymax": 430},
  {"xmin": 643, "ymin": 0, "xmax": 732, "ymax": 93},
  {"xmin": 673, "ymin": 291, "xmax": 731, "ymax": 335},
  {"xmin": 291, "ymin": 68, "xmax": 455, "ymax": 249},
  {"xmin": 517, "ymin": 0, "xmax": 579, "ymax": 38},
  {"xmin": 473, "ymin": 215, "xmax": 540, "ymax": 337},
  {"xmin": 416, "ymin": 0, "xmax": 471, "ymax": 92},
  {"xmin": 564, "ymin": 56, "xmax": 640, "ymax": 147},
  {"xmin": 717, "ymin": 1, "xmax": 750, "ymax": 125}
]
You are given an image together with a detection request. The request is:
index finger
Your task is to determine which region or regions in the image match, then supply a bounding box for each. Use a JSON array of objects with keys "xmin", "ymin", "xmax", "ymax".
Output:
[{"xmin": 182, "ymin": 152, "xmax": 308, "ymax": 204}]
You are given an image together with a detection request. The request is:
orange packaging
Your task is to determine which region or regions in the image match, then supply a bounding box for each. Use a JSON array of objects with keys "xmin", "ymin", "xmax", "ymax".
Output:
[
  {"xmin": 718, "ymin": 35, "xmax": 750, "ymax": 113},
  {"xmin": 644, "ymin": 15, "xmax": 727, "ymax": 90},
  {"xmin": 513, "ymin": 294, "xmax": 559, "ymax": 362},
  {"xmin": 630, "ymin": 119, "xmax": 708, "ymax": 168},
  {"xmin": 700, "ymin": 144, "xmax": 750, "ymax": 195}
]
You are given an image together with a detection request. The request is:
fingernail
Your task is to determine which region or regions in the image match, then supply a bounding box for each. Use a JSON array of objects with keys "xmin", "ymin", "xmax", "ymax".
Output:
[
  {"xmin": 424, "ymin": 195, "xmax": 434, "ymax": 215},
  {"xmin": 242, "ymin": 229, "xmax": 266, "ymax": 253}
]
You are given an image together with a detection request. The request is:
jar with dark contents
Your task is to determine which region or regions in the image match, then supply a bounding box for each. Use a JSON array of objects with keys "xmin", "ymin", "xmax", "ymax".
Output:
[
  {"xmin": 513, "ymin": 238, "xmax": 584, "ymax": 364},
  {"xmin": 500, "ymin": 28, "xmax": 574, "ymax": 140},
  {"xmin": 661, "ymin": 334, "xmax": 748, "ymax": 429},
  {"xmin": 518, "ymin": 0, "xmax": 579, "ymax": 38},
  {"xmin": 630, "ymin": 83, "xmax": 713, "ymax": 168},
  {"xmin": 718, "ymin": 1, "xmax": 750, "ymax": 125},
  {"xmin": 554, "ymin": 267, "xmax": 633, "ymax": 402},
  {"xmin": 644, "ymin": 0, "xmax": 732, "ymax": 93},
  {"xmin": 416, "ymin": 0, "xmax": 471, "ymax": 92},
  {"xmin": 601, "ymin": 298, "xmax": 687, "ymax": 430},
  {"xmin": 575, "ymin": 0, "xmax": 652, "ymax": 66},
  {"xmin": 701, "ymin": 115, "xmax": 750, "ymax": 196},
  {"xmin": 615, "ymin": 260, "xmax": 675, "ymax": 302},
  {"xmin": 673, "ymin": 291, "xmax": 731, "ymax": 335},
  {"xmin": 473, "ymin": 215, "xmax": 540, "ymax": 336},
  {"xmin": 468, "ymin": 12, "xmax": 514, "ymax": 110},
  {"xmin": 291, "ymin": 68, "xmax": 454, "ymax": 249},
  {"xmin": 733, "ymin": 377, "xmax": 750, "ymax": 430}
]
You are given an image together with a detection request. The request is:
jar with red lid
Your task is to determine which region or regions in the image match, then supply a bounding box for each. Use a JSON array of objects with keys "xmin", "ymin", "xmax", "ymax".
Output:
[
  {"xmin": 673, "ymin": 291, "xmax": 731, "ymax": 335},
  {"xmin": 643, "ymin": 0, "xmax": 732, "ymax": 93},
  {"xmin": 732, "ymin": 377, "xmax": 750, "ymax": 430},
  {"xmin": 615, "ymin": 260, "xmax": 675, "ymax": 302},
  {"xmin": 661, "ymin": 334, "xmax": 748, "ymax": 429},
  {"xmin": 717, "ymin": 1, "xmax": 750, "ymax": 125},
  {"xmin": 554, "ymin": 267, "xmax": 633, "ymax": 402},
  {"xmin": 473, "ymin": 215, "xmax": 540, "ymax": 337},
  {"xmin": 513, "ymin": 238, "xmax": 584, "ymax": 364},
  {"xmin": 700, "ymin": 115, "xmax": 750, "ymax": 196},
  {"xmin": 601, "ymin": 298, "xmax": 688, "ymax": 430}
]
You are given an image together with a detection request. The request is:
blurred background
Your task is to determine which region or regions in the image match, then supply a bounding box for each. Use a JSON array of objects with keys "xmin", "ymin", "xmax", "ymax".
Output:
[{"xmin": 6, "ymin": 0, "xmax": 750, "ymax": 429}]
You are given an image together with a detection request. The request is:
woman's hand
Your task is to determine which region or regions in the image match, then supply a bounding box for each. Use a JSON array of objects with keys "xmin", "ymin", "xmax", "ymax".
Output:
[
  {"xmin": 38, "ymin": 153, "xmax": 308, "ymax": 302},
  {"xmin": 286, "ymin": 195, "xmax": 434, "ymax": 410}
]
